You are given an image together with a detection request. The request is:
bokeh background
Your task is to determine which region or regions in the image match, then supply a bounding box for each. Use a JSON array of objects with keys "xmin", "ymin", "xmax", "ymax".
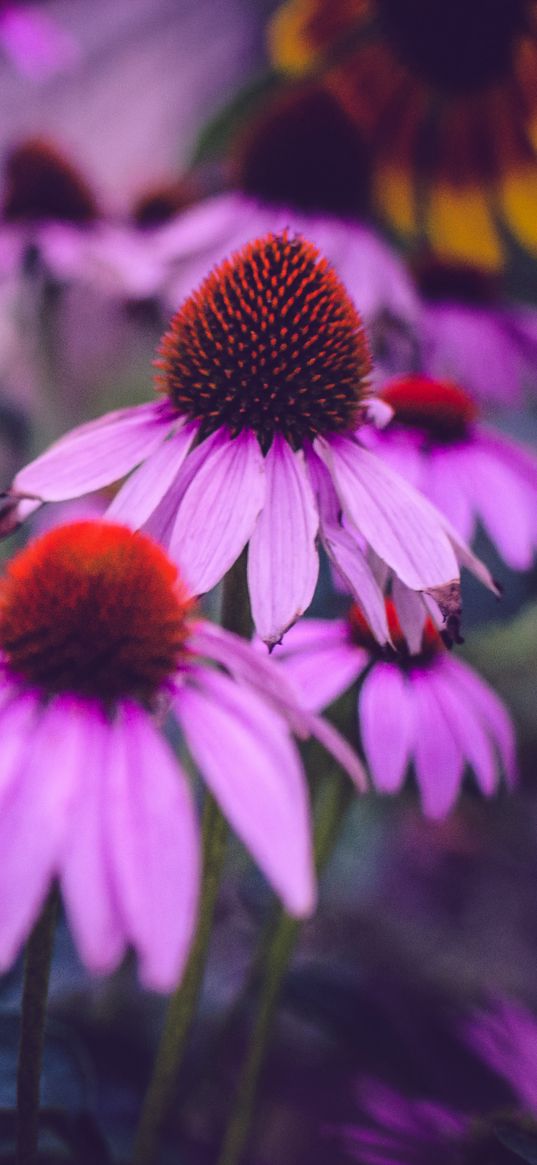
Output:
[{"xmin": 1, "ymin": 2, "xmax": 537, "ymax": 1162}]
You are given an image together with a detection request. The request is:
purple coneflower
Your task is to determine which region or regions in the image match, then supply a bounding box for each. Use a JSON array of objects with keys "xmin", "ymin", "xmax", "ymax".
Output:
[
  {"xmin": 3, "ymin": 232, "xmax": 496, "ymax": 646},
  {"xmin": 274, "ymin": 601, "xmax": 516, "ymax": 819},
  {"xmin": 363, "ymin": 374, "xmax": 537, "ymax": 572},
  {"xmin": 0, "ymin": 518, "xmax": 342, "ymax": 990}
]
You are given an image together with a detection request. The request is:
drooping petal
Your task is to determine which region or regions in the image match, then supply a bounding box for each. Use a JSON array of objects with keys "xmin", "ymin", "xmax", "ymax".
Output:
[
  {"xmin": 190, "ymin": 620, "xmax": 310, "ymax": 735},
  {"xmin": 15, "ymin": 402, "xmax": 175, "ymax": 501},
  {"xmin": 0, "ymin": 695, "xmax": 80, "ymax": 971},
  {"xmin": 425, "ymin": 447, "xmax": 475, "ymax": 543},
  {"xmin": 442, "ymin": 656, "xmax": 517, "ymax": 788},
  {"xmin": 248, "ymin": 437, "xmax": 318, "ymax": 645},
  {"xmin": 169, "ymin": 429, "xmax": 265, "ymax": 594},
  {"xmin": 307, "ymin": 711, "xmax": 368, "ymax": 792},
  {"xmin": 409, "ymin": 667, "xmax": 465, "ymax": 818},
  {"xmin": 60, "ymin": 702, "xmax": 126, "ymax": 976},
  {"xmin": 391, "ymin": 577, "xmax": 426, "ymax": 655},
  {"xmin": 463, "ymin": 441, "xmax": 537, "ymax": 571},
  {"xmin": 428, "ymin": 660, "xmax": 498, "ymax": 796},
  {"xmin": 105, "ymin": 703, "xmax": 200, "ymax": 993},
  {"xmin": 307, "ymin": 450, "xmax": 390, "ymax": 645},
  {"xmin": 315, "ymin": 435, "xmax": 458, "ymax": 590},
  {"xmin": 175, "ymin": 668, "xmax": 315, "ymax": 917},
  {"xmin": 274, "ymin": 623, "xmax": 366, "ymax": 712},
  {"xmin": 189, "ymin": 621, "xmax": 367, "ymax": 787},
  {"xmin": 106, "ymin": 422, "xmax": 198, "ymax": 529},
  {"xmin": 358, "ymin": 664, "xmax": 413, "ymax": 793}
]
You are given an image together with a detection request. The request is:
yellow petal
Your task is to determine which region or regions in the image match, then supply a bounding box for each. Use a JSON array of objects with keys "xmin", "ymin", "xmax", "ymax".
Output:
[
  {"xmin": 268, "ymin": 0, "xmax": 316, "ymax": 74},
  {"xmin": 373, "ymin": 167, "xmax": 417, "ymax": 238},
  {"xmin": 426, "ymin": 184, "xmax": 503, "ymax": 271},
  {"xmin": 499, "ymin": 168, "xmax": 537, "ymax": 254}
]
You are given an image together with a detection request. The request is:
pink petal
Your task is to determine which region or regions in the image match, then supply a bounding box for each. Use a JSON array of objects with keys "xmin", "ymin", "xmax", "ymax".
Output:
[
  {"xmin": 464, "ymin": 442, "xmax": 537, "ymax": 571},
  {"xmin": 442, "ymin": 656, "xmax": 517, "ymax": 787},
  {"xmin": 60, "ymin": 703, "xmax": 126, "ymax": 977},
  {"xmin": 190, "ymin": 621, "xmax": 311, "ymax": 736},
  {"xmin": 358, "ymin": 664, "xmax": 413, "ymax": 792},
  {"xmin": 307, "ymin": 711, "xmax": 368, "ymax": 792},
  {"xmin": 248, "ymin": 437, "xmax": 318, "ymax": 645},
  {"xmin": 0, "ymin": 696, "xmax": 80, "ymax": 971},
  {"xmin": 391, "ymin": 577, "xmax": 427, "ymax": 655},
  {"xmin": 170, "ymin": 429, "xmax": 265, "ymax": 594},
  {"xmin": 189, "ymin": 621, "xmax": 366, "ymax": 787},
  {"xmin": 275, "ymin": 630, "xmax": 365, "ymax": 712},
  {"xmin": 105, "ymin": 422, "xmax": 198, "ymax": 528},
  {"xmin": 428, "ymin": 660, "xmax": 498, "ymax": 796},
  {"xmin": 307, "ymin": 450, "xmax": 390, "ymax": 644},
  {"xmin": 315, "ymin": 435, "xmax": 458, "ymax": 589},
  {"xmin": 324, "ymin": 526, "xmax": 391, "ymax": 644},
  {"xmin": 409, "ymin": 668, "xmax": 465, "ymax": 818},
  {"xmin": 105, "ymin": 704, "xmax": 200, "ymax": 993},
  {"xmin": 15, "ymin": 402, "xmax": 174, "ymax": 501},
  {"xmin": 425, "ymin": 447, "xmax": 475, "ymax": 542},
  {"xmin": 175, "ymin": 669, "xmax": 315, "ymax": 917}
]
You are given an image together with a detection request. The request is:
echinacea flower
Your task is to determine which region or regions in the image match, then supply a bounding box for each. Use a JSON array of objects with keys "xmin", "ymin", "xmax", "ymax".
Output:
[
  {"xmin": 273, "ymin": 600, "xmax": 516, "ymax": 818},
  {"xmin": 269, "ymin": 0, "xmax": 537, "ymax": 269},
  {"xmin": 0, "ymin": 518, "xmax": 352, "ymax": 990},
  {"xmin": 2, "ymin": 232, "xmax": 497, "ymax": 647},
  {"xmin": 363, "ymin": 374, "xmax": 537, "ymax": 572}
]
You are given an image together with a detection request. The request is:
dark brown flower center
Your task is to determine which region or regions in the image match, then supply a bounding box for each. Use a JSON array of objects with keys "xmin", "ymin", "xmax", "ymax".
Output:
[
  {"xmin": 381, "ymin": 375, "xmax": 478, "ymax": 444},
  {"xmin": 2, "ymin": 138, "xmax": 98, "ymax": 224},
  {"xmin": 413, "ymin": 256, "xmax": 502, "ymax": 305},
  {"xmin": 233, "ymin": 84, "xmax": 370, "ymax": 219},
  {"xmin": 0, "ymin": 522, "xmax": 194, "ymax": 706},
  {"xmin": 156, "ymin": 231, "xmax": 371, "ymax": 450},
  {"xmin": 377, "ymin": 0, "xmax": 527, "ymax": 93}
]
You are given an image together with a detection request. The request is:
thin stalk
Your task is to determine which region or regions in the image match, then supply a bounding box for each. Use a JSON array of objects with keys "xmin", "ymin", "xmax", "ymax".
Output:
[
  {"xmin": 216, "ymin": 767, "xmax": 351, "ymax": 1165},
  {"xmin": 16, "ymin": 888, "xmax": 58, "ymax": 1165},
  {"xmin": 133, "ymin": 792, "xmax": 227, "ymax": 1165},
  {"xmin": 133, "ymin": 556, "xmax": 250, "ymax": 1164}
]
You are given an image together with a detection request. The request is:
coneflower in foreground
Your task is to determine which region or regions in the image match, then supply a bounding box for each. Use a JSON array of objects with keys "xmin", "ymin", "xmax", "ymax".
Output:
[
  {"xmin": 2, "ymin": 232, "xmax": 497, "ymax": 646},
  {"xmin": 0, "ymin": 520, "xmax": 363, "ymax": 991}
]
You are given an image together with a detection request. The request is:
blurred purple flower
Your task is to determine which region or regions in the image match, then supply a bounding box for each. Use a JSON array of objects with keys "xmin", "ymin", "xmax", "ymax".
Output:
[
  {"xmin": 362, "ymin": 374, "xmax": 537, "ymax": 572},
  {"xmin": 370, "ymin": 259, "xmax": 537, "ymax": 409},
  {"xmin": 274, "ymin": 600, "xmax": 516, "ymax": 818},
  {"xmin": 338, "ymin": 998, "xmax": 537, "ymax": 1164},
  {"xmin": 0, "ymin": 3, "xmax": 78, "ymax": 79}
]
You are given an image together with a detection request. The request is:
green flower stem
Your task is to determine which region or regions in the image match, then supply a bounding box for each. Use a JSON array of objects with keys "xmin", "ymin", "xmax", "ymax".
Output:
[
  {"xmin": 16, "ymin": 887, "xmax": 58, "ymax": 1165},
  {"xmin": 133, "ymin": 791, "xmax": 227, "ymax": 1165},
  {"xmin": 134, "ymin": 556, "xmax": 251, "ymax": 1165},
  {"xmin": 216, "ymin": 766, "xmax": 352, "ymax": 1165}
]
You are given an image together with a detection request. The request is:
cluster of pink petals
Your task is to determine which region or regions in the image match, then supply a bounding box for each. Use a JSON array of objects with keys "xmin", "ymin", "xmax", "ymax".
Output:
[
  {"xmin": 4, "ymin": 397, "xmax": 498, "ymax": 648},
  {"xmin": 0, "ymin": 562, "xmax": 368, "ymax": 991},
  {"xmin": 363, "ymin": 392, "xmax": 537, "ymax": 572},
  {"xmin": 273, "ymin": 616, "xmax": 516, "ymax": 818}
]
